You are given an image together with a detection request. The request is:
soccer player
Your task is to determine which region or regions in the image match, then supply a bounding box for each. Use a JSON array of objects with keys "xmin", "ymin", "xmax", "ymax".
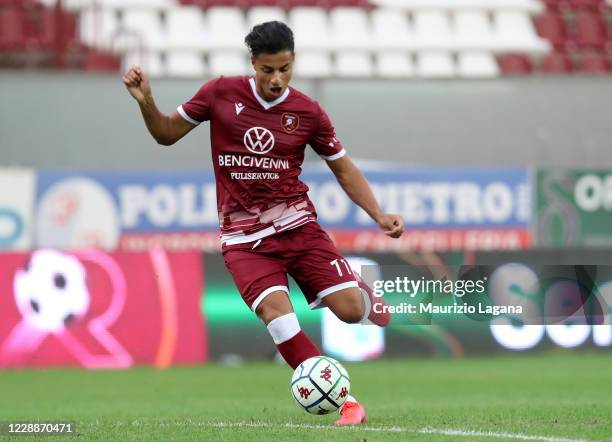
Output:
[{"xmin": 123, "ymin": 21, "xmax": 404, "ymax": 425}]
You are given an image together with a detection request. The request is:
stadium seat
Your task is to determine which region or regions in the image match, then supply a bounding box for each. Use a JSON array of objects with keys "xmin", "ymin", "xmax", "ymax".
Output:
[
  {"xmin": 0, "ymin": 6, "xmax": 28, "ymax": 49},
  {"xmin": 579, "ymin": 51, "xmax": 610, "ymax": 73},
  {"xmin": 415, "ymin": 51, "xmax": 456, "ymax": 77},
  {"xmin": 208, "ymin": 51, "xmax": 249, "ymax": 76},
  {"xmin": 370, "ymin": 8, "xmax": 412, "ymax": 50},
  {"xmin": 247, "ymin": 0, "xmax": 288, "ymax": 5},
  {"xmin": 122, "ymin": 50, "xmax": 164, "ymax": 77},
  {"xmin": 29, "ymin": 5, "xmax": 77, "ymax": 49},
  {"xmin": 83, "ymin": 49, "xmax": 121, "ymax": 71},
  {"xmin": 370, "ymin": 0, "xmax": 543, "ymax": 14},
  {"xmin": 289, "ymin": 7, "xmax": 329, "ymax": 51},
  {"xmin": 374, "ymin": 52, "xmax": 414, "ymax": 77},
  {"xmin": 121, "ymin": 9, "xmax": 166, "ymax": 51},
  {"xmin": 31, "ymin": 7, "xmax": 76, "ymax": 48},
  {"xmin": 494, "ymin": 10, "xmax": 548, "ymax": 52},
  {"xmin": 328, "ymin": 0, "xmax": 373, "ymax": 6},
  {"xmin": 188, "ymin": 0, "xmax": 245, "ymax": 7},
  {"xmin": 413, "ymin": 10, "xmax": 453, "ymax": 50},
  {"xmin": 534, "ymin": 12, "xmax": 568, "ymax": 50},
  {"xmin": 78, "ymin": 7, "xmax": 120, "ymax": 49},
  {"xmin": 498, "ymin": 53, "xmax": 534, "ymax": 74},
  {"xmin": 540, "ymin": 51, "xmax": 574, "ymax": 73},
  {"xmin": 166, "ymin": 51, "xmax": 207, "ymax": 77},
  {"xmin": 334, "ymin": 51, "xmax": 373, "ymax": 77},
  {"xmin": 292, "ymin": 51, "xmax": 332, "ymax": 77},
  {"xmin": 571, "ymin": 0, "xmax": 604, "ymax": 10},
  {"xmin": 457, "ymin": 52, "xmax": 500, "ymax": 77},
  {"xmin": 74, "ymin": 0, "xmax": 174, "ymax": 10},
  {"xmin": 540, "ymin": 0, "xmax": 563, "ymax": 10},
  {"xmin": 454, "ymin": 10, "xmax": 495, "ymax": 51},
  {"xmin": 206, "ymin": 7, "xmax": 247, "ymax": 50},
  {"xmin": 329, "ymin": 7, "xmax": 372, "ymax": 50},
  {"xmin": 246, "ymin": 6, "xmax": 287, "ymax": 30},
  {"xmin": 285, "ymin": 0, "xmax": 327, "ymax": 6},
  {"xmin": 166, "ymin": 6, "xmax": 207, "ymax": 50},
  {"xmin": 573, "ymin": 12, "xmax": 607, "ymax": 49}
]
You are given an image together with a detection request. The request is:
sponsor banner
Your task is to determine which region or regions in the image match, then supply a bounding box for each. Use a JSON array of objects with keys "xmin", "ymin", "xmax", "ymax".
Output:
[
  {"xmin": 0, "ymin": 168, "xmax": 35, "ymax": 251},
  {"xmin": 327, "ymin": 228, "xmax": 531, "ymax": 252},
  {"xmin": 537, "ymin": 168, "xmax": 612, "ymax": 247},
  {"xmin": 202, "ymin": 250, "xmax": 611, "ymax": 361},
  {"xmin": 0, "ymin": 250, "xmax": 206, "ymax": 368},
  {"xmin": 36, "ymin": 168, "xmax": 531, "ymax": 252},
  {"xmin": 35, "ymin": 171, "xmax": 218, "ymax": 250},
  {"xmin": 305, "ymin": 168, "xmax": 531, "ymax": 230}
]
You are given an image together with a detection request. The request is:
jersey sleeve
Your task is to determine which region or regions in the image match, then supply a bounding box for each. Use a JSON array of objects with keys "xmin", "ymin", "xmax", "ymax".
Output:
[
  {"xmin": 309, "ymin": 104, "xmax": 346, "ymax": 161},
  {"xmin": 177, "ymin": 78, "xmax": 219, "ymax": 125}
]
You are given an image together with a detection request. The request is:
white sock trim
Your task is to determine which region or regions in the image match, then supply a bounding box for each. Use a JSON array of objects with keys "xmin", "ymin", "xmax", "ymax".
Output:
[{"xmin": 267, "ymin": 312, "xmax": 301, "ymax": 345}]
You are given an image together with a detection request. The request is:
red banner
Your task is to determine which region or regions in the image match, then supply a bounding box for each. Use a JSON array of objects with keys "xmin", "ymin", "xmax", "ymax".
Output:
[
  {"xmin": 328, "ymin": 229, "xmax": 532, "ymax": 252},
  {"xmin": 0, "ymin": 249, "xmax": 206, "ymax": 368}
]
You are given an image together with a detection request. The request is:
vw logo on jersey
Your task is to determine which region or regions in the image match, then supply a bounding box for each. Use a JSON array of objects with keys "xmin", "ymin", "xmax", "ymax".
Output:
[{"xmin": 243, "ymin": 127, "xmax": 275, "ymax": 155}]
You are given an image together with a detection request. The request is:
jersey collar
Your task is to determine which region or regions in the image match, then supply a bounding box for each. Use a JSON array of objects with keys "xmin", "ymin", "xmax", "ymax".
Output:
[{"xmin": 249, "ymin": 77, "xmax": 290, "ymax": 110}]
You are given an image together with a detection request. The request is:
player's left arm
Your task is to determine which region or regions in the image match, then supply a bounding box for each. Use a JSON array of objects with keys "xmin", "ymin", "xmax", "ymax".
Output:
[{"xmin": 326, "ymin": 155, "xmax": 404, "ymax": 238}]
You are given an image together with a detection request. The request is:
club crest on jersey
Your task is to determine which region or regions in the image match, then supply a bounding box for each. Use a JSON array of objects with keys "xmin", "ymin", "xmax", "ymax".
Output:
[
  {"xmin": 243, "ymin": 126, "xmax": 275, "ymax": 155},
  {"xmin": 281, "ymin": 113, "xmax": 299, "ymax": 133}
]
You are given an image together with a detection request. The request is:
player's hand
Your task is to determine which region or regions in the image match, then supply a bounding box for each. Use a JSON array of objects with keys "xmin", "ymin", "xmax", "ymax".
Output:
[
  {"xmin": 123, "ymin": 65, "xmax": 151, "ymax": 103},
  {"xmin": 376, "ymin": 214, "xmax": 404, "ymax": 238}
]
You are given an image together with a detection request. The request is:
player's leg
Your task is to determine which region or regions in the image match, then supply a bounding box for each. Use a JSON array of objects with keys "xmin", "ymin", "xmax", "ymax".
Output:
[
  {"xmin": 285, "ymin": 223, "xmax": 388, "ymax": 425},
  {"xmin": 223, "ymin": 243, "xmax": 320, "ymax": 370},
  {"xmin": 286, "ymin": 223, "xmax": 390, "ymax": 327},
  {"xmin": 321, "ymin": 283, "xmax": 390, "ymax": 327},
  {"xmin": 254, "ymin": 290, "xmax": 320, "ymax": 369}
]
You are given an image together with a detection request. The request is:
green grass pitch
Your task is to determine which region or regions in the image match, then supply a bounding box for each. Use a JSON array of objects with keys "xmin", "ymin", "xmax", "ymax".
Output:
[{"xmin": 1, "ymin": 354, "xmax": 610, "ymax": 441}]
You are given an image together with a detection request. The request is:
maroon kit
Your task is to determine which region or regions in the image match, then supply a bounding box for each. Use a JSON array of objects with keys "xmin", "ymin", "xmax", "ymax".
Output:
[{"xmin": 178, "ymin": 76, "xmax": 358, "ymax": 310}]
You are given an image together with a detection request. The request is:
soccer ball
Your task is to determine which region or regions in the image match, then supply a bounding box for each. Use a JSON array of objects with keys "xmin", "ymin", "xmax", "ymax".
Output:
[
  {"xmin": 14, "ymin": 249, "xmax": 90, "ymax": 332},
  {"xmin": 290, "ymin": 356, "xmax": 351, "ymax": 415}
]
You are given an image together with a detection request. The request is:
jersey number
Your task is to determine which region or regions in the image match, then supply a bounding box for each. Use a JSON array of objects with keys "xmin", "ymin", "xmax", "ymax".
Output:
[{"xmin": 330, "ymin": 259, "xmax": 352, "ymax": 277}]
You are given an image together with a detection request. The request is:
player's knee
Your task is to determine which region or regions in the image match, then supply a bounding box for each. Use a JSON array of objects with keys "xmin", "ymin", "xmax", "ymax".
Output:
[
  {"xmin": 335, "ymin": 294, "xmax": 364, "ymax": 324},
  {"xmin": 255, "ymin": 291, "xmax": 293, "ymax": 324},
  {"xmin": 256, "ymin": 303, "xmax": 284, "ymax": 324}
]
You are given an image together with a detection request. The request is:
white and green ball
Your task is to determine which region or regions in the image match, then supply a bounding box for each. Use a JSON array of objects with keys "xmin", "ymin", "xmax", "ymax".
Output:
[{"xmin": 290, "ymin": 356, "xmax": 351, "ymax": 415}]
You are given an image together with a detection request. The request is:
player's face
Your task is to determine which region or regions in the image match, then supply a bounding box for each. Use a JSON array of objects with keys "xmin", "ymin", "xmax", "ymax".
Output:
[{"xmin": 251, "ymin": 50, "xmax": 294, "ymax": 102}]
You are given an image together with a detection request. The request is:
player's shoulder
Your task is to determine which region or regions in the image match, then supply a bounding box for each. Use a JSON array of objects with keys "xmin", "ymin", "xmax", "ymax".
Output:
[
  {"xmin": 212, "ymin": 75, "xmax": 250, "ymax": 92},
  {"xmin": 287, "ymin": 86, "xmax": 323, "ymax": 115}
]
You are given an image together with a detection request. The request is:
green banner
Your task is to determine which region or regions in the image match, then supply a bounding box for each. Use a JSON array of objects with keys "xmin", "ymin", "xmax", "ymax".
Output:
[{"xmin": 537, "ymin": 169, "xmax": 612, "ymax": 247}]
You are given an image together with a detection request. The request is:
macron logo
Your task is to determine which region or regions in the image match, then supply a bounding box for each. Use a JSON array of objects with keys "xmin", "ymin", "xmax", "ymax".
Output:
[{"xmin": 235, "ymin": 102, "xmax": 245, "ymax": 115}]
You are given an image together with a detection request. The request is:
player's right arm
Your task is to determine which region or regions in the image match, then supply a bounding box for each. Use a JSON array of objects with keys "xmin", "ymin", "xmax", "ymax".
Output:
[{"xmin": 123, "ymin": 65, "xmax": 195, "ymax": 146}]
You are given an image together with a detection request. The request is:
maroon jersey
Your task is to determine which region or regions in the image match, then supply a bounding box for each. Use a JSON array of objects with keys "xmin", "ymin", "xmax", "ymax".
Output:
[{"xmin": 177, "ymin": 76, "xmax": 345, "ymax": 245}]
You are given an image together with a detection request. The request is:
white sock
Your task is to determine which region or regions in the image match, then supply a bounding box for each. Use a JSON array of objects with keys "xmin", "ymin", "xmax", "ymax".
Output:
[{"xmin": 267, "ymin": 313, "xmax": 300, "ymax": 344}]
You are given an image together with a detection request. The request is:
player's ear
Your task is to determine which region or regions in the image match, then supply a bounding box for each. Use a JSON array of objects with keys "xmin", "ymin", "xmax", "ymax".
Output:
[{"xmin": 250, "ymin": 56, "xmax": 257, "ymax": 70}]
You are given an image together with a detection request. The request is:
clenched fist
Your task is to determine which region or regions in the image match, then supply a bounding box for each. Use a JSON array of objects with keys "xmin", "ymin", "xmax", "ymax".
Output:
[
  {"xmin": 376, "ymin": 214, "xmax": 404, "ymax": 238},
  {"xmin": 123, "ymin": 65, "xmax": 151, "ymax": 103}
]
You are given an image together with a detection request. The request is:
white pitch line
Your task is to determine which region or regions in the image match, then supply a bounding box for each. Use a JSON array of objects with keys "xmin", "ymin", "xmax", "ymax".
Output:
[
  {"xmin": 202, "ymin": 421, "xmax": 596, "ymax": 442},
  {"xmin": 419, "ymin": 427, "xmax": 594, "ymax": 442}
]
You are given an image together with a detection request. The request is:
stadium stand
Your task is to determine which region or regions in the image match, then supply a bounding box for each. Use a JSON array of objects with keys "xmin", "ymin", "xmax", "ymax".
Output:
[{"xmin": 1, "ymin": 0, "xmax": 611, "ymax": 76}]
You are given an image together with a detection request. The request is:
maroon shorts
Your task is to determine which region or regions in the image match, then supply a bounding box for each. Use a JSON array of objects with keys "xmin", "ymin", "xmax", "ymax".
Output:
[{"xmin": 222, "ymin": 222, "xmax": 358, "ymax": 312}]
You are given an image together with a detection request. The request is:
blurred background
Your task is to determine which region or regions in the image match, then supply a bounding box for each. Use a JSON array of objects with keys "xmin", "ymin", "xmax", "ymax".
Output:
[{"xmin": 0, "ymin": 0, "xmax": 611, "ymax": 369}]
